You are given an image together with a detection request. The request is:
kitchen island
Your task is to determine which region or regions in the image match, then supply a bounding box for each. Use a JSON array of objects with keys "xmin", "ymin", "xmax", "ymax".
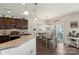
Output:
[{"xmin": 0, "ymin": 33, "xmax": 36, "ymax": 55}]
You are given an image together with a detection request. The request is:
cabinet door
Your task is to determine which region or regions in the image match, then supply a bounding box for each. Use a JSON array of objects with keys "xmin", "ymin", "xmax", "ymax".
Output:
[
  {"xmin": 15, "ymin": 19, "xmax": 20, "ymax": 29},
  {"xmin": 19, "ymin": 19, "xmax": 28, "ymax": 29},
  {"xmin": 0, "ymin": 17, "xmax": 4, "ymax": 28},
  {"xmin": 24, "ymin": 20, "xmax": 28, "ymax": 29},
  {"xmin": 3, "ymin": 18, "xmax": 11, "ymax": 29},
  {"xmin": 10, "ymin": 19, "xmax": 16, "ymax": 28},
  {"xmin": 16, "ymin": 19, "xmax": 28, "ymax": 29},
  {"xmin": 0, "ymin": 35, "xmax": 9, "ymax": 44}
]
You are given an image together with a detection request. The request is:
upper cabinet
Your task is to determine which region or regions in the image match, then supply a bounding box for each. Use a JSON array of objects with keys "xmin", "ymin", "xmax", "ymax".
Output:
[
  {"xmin": 0, "ymin": 17, "xmax": 4, "ymax": 28},
  {"xmin": 0, "ymin": 17, "xmax": 28, "ymax": 29}
]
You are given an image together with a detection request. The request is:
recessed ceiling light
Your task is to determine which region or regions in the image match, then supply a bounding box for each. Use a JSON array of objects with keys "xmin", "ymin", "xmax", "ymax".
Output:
[
  {"xmin": 24, "ymin": 11, "xmax": 29, "ymax": 15},
  {"xmin": 7, "ymin": 10, "xmax": 11, "ymax": 13},
  {"xmin": 33, "ymin": 21, "xmax": 36, "ymax": 23},
  {"xmin": 21, "ymin": 3, "xmax": 26, "ymax": 5},
  {"xmin": 34, "ymin": 18, "xmax": 38, "ymax": 21}
]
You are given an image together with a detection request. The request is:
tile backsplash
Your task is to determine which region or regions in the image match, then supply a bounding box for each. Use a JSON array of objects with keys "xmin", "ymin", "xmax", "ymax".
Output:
[{"xmin": 0, "ymin": 29, "xmax": 28, "ymax": 35}]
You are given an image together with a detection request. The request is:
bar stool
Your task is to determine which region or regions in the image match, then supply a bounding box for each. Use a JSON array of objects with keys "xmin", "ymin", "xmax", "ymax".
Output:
[
  {"xmin": 48, "ymin": 36, "xmax": 57, "ymax": 49},
  {"xmin": 43, "ymin": 33, "xmax": 51, "ymax": 48},
  {"xmin": 48, "ymin": 39, "xmax": 54, "ymax": 48}
]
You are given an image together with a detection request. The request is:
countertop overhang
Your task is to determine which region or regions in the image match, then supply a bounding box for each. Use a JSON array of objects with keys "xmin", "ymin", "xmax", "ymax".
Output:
[{"xmin": 0, "ymin": 33, "xmax": 36, "ymax": 50}]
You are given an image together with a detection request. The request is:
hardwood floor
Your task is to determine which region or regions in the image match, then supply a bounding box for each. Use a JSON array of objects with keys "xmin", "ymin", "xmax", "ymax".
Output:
[{"xmin": 36, "ymin": 39, "xmax": 79, "ymax": 55}]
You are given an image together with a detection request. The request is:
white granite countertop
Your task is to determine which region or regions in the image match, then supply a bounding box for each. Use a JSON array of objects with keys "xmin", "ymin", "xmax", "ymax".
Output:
[{"xmin": 0, "ymin": 33, "xmax": 36, "ymax": 50}]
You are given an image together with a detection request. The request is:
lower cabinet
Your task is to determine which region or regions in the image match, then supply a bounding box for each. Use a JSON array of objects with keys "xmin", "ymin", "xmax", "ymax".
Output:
[
  {"xmin": 1, "ymin": 37, "xmax": 36, "ymax": 55},
  {"xmin": 0, "ymin": 35, "xmax": 9, "ymax": 44}
]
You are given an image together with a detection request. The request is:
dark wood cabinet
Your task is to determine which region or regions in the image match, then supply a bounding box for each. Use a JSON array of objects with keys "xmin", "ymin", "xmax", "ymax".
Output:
[
  {"xmin": 0, "ymin": 17, "xmax": 4, "ymax": 28},
  {"xmin": 3, "ymin": 17, "xmax": 11, "ymax": 28},
  {"xmin": 0, "ymin": 35, "xmax": 20, "ymax": 44},
  {"xmin": 0, "ymin": 35, "xmax": 9, "ymax": 44},
  {"xmin": 0, "ymin": 17, "xmax": 28, "ymax": 29}
]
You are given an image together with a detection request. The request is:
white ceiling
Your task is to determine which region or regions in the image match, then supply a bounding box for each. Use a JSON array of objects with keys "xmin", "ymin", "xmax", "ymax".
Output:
[
  {"xmin": 0, "ymin": 3, "xmax": 79, "ymax": 20},
  {"xmin": 0, "ymin": 3, "xmax": 24, "ymax": 17},
  {"xmin": 37, "ymin": 3, "xmax": 79, "ymax": 20}
]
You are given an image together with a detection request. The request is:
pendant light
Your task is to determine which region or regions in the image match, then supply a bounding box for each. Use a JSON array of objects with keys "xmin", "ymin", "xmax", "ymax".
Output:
[
  {"xmin": 33, "ymin": 3, "xmax": 38, "ymax": 21},
  {"xmin": 24, "ymin": 10, "xmax": 29, "ymax": 15},
  {"xmin": 22, "ymin": 3, "xmax": 29, "ymax": 15},
  {"xmin": 24, "ymin": 4, "xmax": 29, "ymax": 15},
  {"xmin": 34, "ymin": 18, "xmax": 38, "ymax": 21},
  {"xmin": 22, "ymin": 3, "xmax": 26, "ymax": 5}
]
